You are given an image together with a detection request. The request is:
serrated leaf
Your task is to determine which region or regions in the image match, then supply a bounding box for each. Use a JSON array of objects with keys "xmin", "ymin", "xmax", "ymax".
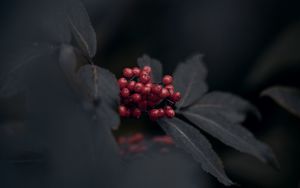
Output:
[
  {"xmin": 77, "ymin": 64, "xmax": 119, "ymax": 106},
  {"xmin": 96, "ymin": 103, "xmax": 120, "ymax": 130},
  {"xmin": 158, "ymin": 117, "xmax": 234, "ymax": 186},
  {"xmin": 59, "ymin": 44, "xmax": 78, "ymax": 81},
  {"xmin": 190, "ymin": 91, "xmax": 261, "ymax": 123},
  {"xmin": 182, "ymin": 109, "xmax": 279, "ymax": 168},
  {"xmin": 261, "ymin": 86, "xmax": 300, "ymax": 118},
  {"xmin": 173, "ymin": 54, "xmax": 208, "ymax": 110},
  {"xmin": 66, "ymin": 0, "xmax": 97, "ymax": 57},
  {"xmin": 77, "ymin": 64, "xmax": 120, "ymax": 129},
  {"xmin": 137, "ymin": 55, "xmax": 163, "ymax": 83}
]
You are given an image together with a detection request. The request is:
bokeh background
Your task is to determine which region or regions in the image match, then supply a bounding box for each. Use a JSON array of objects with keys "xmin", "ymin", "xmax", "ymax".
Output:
[{"xmin": 0, "ymin": 0, "xmax": 300, "ymax": 187}]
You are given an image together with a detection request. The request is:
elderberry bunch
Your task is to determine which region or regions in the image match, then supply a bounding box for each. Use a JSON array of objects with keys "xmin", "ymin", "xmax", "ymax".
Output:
[{"xmin": 118, "ymin": 66, "xmax": 181, "ymax": 120}]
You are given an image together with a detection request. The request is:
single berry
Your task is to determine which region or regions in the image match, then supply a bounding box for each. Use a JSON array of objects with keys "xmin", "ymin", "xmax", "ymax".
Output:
[
  {"xmin": 134, "ymin": 82, "xmax": 144, "ymax": 93},
  {"xmin": 132, "ymin": 108, "xmax": 142, "ymax": 118},
  {"xmin": 160, "ymin": 88, "xmax": 170, "ymax": 98},
  {"xmin": 127, "ymin": 81, "xmax": 136, "ymax": 91},
  {"xmin": 149, "ymin": 109, "xmax": 160, "ymax": 120},
  {"xmin": 151, "ymin": 84, "xmax": 162, "ymax": 95},
  {"xmin": 119, "ymin": 105, "xmax": 128, "ymax": 117},
  {"xmin": 141, "ymin": 86, "xmax": 151, "ymax": 95},
  {"xmin": 123, "ymin": 68, "xmax": 133, "ymax": 78},
  {"xmin": 158, "ymin": 108, "xmax": 165, "ymax": 117},
  {"xmin": 162, "ymin": 75, "xmax": 173, "ymax": 85},
  {"xmin": 165, "ymin": 108, "xmax": 175, "ymax": 118},
  {"xmin": 140, "ymin": 73, "xmax": 151, "ymax": 84},
  {"xmin": 132, "ymin": 93, "xmax": 142, "ymax": 103},
  {"xmin": 145, "ymin": 83, "xmax": 153, "ymax": 88},
  {"xmin": 165, "ymin": 85, "xmax": 174, "ymax": 95},
  {"xmin": 132, "ymin": 67, "xmax": 141, "ymax": 77},
  {"xmin": 118, "ymin": 78, "xmax": 128, "ymax": 88},
  {"xmin": 164, "ymin": 105, "xmax": 173, "ymax": 110},
  {"xmin": 171, "ymin": 92, "xmax": 181, "ymax": 102},
  {"xmin": 143, "ymin": 66, "xmax": 152, "ymax": 73},
  {"xmin": 121, "ymin": 88, "xmax": 130, "ymax": 97}
]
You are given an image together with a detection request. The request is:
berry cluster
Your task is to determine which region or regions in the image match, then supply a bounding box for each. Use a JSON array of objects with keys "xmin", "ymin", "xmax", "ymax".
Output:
[{"xmin": 118, "ymin": 66, "xmax": 181, "ymax": 120}]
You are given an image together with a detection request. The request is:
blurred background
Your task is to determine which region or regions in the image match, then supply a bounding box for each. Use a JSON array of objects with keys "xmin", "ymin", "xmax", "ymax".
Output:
[{"xmin": 0, "ymin": 0, "xmax": 300, "ymax": 187}]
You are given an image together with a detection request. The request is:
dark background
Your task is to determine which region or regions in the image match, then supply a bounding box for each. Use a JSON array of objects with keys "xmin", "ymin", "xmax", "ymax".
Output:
[{"xmin": 0, "ymin": 0, "xmax": 300, "ymax": 187}]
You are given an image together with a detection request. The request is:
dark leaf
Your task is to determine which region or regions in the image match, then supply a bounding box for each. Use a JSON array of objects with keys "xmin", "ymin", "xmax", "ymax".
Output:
[
  {"xmin": 59, "ymin": 44, "xmax": 78, "ymax": 82},
  {"xmin": 158, "ymin": 117, "xmax": 234, "ymax": 186},
  {"xmin": 245, "ymin": 23, "xmax": 300, "ymax": 88},
  {"xmin": 182, "ymin": 109, "xmax": 279, "ymax": 168},
  {"xmin": 77, "ymin": 64, "xmax": 119, "ymax": 106},
  {"xmin": 137, "ymin": 55, "xmax": 163, "ymax": 83},
  {"xmin": 173, "ymin": 54, "xmax": 208, "ymax": 110},
  {"xmin": 190, "ymin": 91, "xmax": 261, "ymax": 123},
  {"xmin": 66, "ymin": 0, "xmax": 97, "ymax": 57},
  {"xmin": 261, "ymin": 86, "xmax": 300, "ymax": 118},
  {"xmin": 77, "ymin": 64, "xmax": 120, "ymax": 129},
  {"xmin": 96, "ymin": 103, "xmax": 120, "ymax": 130}
]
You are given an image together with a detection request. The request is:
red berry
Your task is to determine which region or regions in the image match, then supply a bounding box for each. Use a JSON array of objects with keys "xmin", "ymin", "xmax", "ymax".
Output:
[
  {"xmin": 149, "ymin": 109, "xmax": 160, "ymax": 120},
  {"xmin": 143, "ymin": 66, "xmax": 152, "ymax": 73},
  {"xmin": 160, "ymin": 88, "xmax": 170, "ymax": 98},
  {"xmin": 123, "ymin": 68, "xmax": 133, "ymax": 78},
  {"xmin": 121, "ymin": 88, "xmax": 130, "ymax": 97},
  {"xmin": 145, "ymin": 83, "xmax": 153, "ymax": 88},
  {"xmin": 132, "ymin": 93, "xmax": 142, "ymax": 103},
  {"xmin": 134, "ymin": 82, "xmax": 144, "ymax": 93},
  {"xmin": 132, "ymin": 67, "xmax": 141, "ymax": 76},
  {"xmin": 162, "ymin": 75, "xmax": 173, "ymax": 85},
  {"xmin": 171, "ymin": 92, "xmax": 181, "ymax": 102},
  {"xmin": 165, "ymin": 109, "xmax": 175, "ymax": 118},
  {"xmin": 119, "ymin": 105, "xmax": 128, "ymax": 117},
  {"xmin": 151, "ymin": 84, "xmax": 162, "ymax": 95},
  {"xmin": 132, "ymin": 108, "xmax": 142, "ymax": 118},
  {"xmin": 140, "ymin": 73, "xmax": 151, "ymax": 84},
  {"xmin": 165, "ymin": 85, "xmax": 174, "ymax": 95},
  {"xmin": 164, "ymin": 105, "xmax": 173, "ymax": 110},
  {"xmin": 141, "ymin": 86, "xmax": 151, "ymax": 95},
  {"xmin": 118, "ymin": 78, "xmax": 128, "ymax": 88},
  {"xmin": 158, "ymin": 108, "xmax": 165, "ymax": 117},
  {"xmin": 127, "ymin": 81, "xmax": 136, "ymax": 91}
]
